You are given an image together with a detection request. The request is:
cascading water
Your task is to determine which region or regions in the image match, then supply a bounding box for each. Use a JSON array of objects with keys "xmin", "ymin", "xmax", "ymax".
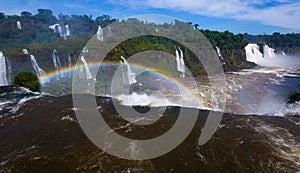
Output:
[
  {"xmin": 216, "ymin": 46, "xmax": 223, "ymax": 59},
  {"xmin": 120, "ymin": 56, "xmax": 136, "ymax": 85},
  {"xmin": 97, "ymin": 26, "xmax": 104, "ymax": 41},
  {"xmin": 175, "ymin": 47, "xmax": 185, "ymax": 78},
  {"xmin": 22, "ymin": 50, "xmax": 47, "ymax": 83},
  {"xmin": 49, "ymin": 24, "xmax": 69, "ymax": 40},
  {"xmin": 245, "ymin": 43, "xmax": 300, "ymax": 68},
  {"xmin": 107, "ymin": 26, "xmax": 112, "ymax": 37},
  {"xmin": 120, "ymin": 60, "xmax": 126, "ymax": 85},
  {"xmin": 245, "ymin": 43, "xmax": 264, "ymax": 64},
  {"xmin": 80, "ymin": 56, "xmax": 93, "ymax": 80},
  {"xmin": 263, "ymin": 44, "xmax": 276, "ymax": 58},
  {"xmin": 22, "ymin": 49, "xmax": 29, "ymax": 55},
  {"xmin": 52, "ymin": 49, "xmax": 64, "ymax": 79},
  {"xmin": 67, "ymin": 54, "xmax": 72, "ymax": 78},
  {"xmin": 65, "ymin": 24, "xmax": 70, "ymax": 37},
  {"xmin": 30, "ymin": 55, "xmax": 45, "ymax": 78},
  {"xmin": 0, "ymin": 51, "xmax": 9, "ymax": 86},
  {"xmin": 16, "ymin": 21, "xmax": 22, "ymax": 30}
]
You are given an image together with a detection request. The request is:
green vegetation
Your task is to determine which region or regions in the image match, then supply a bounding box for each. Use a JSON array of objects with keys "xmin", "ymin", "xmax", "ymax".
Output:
[
  {"xmin": 0, "ymin": 8, "xmax": 299, "ymax": 81},
  {"xmin": 12, "ymin": 72, "xmax": 40, "ymax": 92},
  {"xmin": 243, "ymin": 32, "xmax": 300, "ymax": 53},
  {"xmin": 287, "ymin": 91, "xmax": 300, "ymax": 104}
]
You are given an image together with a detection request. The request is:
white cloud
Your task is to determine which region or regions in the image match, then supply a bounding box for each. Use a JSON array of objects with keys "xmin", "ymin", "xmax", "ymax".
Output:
[{"xmin": 108, "ymin": 0, "xmax": 300, "ymax": 30}]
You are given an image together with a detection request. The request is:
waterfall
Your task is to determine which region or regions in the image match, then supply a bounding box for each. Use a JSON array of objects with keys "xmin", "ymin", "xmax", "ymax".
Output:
[
  {"xmin": 175, "ymin": 49, "xmax": 181, "ymax": 72},
  {"xmin": 120, "ymin": 56, "xmax": 136, "ymax": 85},
  {"xmin": 97, "ymin": 26, "xmax": 104, "ymax": 41},
  {"xmin": 263, "ymin": 44, "xmax": 276, "ymax": 58},
  {"xmin": 0, "ymin": 51, "xmax": 9, "ymax": 86},
  {"xmin": 52, "ymin": 49, "xmax": 63, "ymax": 79},
  {"xmin": 22, "ymin": 49, "xmax": 46, "ymax": 83},
  {"xmin": 245, "ymin": 43, "xmax": 264, "ymax": 64},
  {"xmin": 22, "ymin": 49, "xmax": 29, "ymax": 55},
  {"xmin": 30, "ymin": 55, "xmax": 46, "ymax": 77},
  {"xmin": 80, "ymin": 56, "xmax": 93, "ymax": 80},
  {"xmin": 65, "ymin": 24, "xmax": 70, "ymax": 36},
  {"xmin": 17, "ymin": 21, "xmax": 22, "ymax": 30},
  {"xmin": 82, "ymin": 47, "xmax": 88, "ymax": 53},
  {"xmin": 68, "ymin": 53, "xmax": 72, "ymax": 67},
  {"xmin": 107, "ymin": 26, "xmax": 112, "ymax": 37},
  {"xmin": 68, "ymin": 53, "xmax": 72, "ymax": 77},
  {"xmin": 49, "ymin": 24, "xmax": 69, "ymax": 40},
  {"xmin": 120, "ymin": 60, "xmax": 126, "ymax": 85},
  {"xmin": 175, "ymin": 47, "xmax": 185, "ymax": 78},
  {"xmin": 7, "ymin": 57, "xmax": 12, "ymax": 83},
  {"xmin": 244, "ymin": 43, "xmax": 300, "ymax": 68},
  {"xmin": 216, "ymin": 46, "xmax": 224, "ymax": 60},
  {"xmin": 79, "ymin": 64, "xmax": 84, "ymax": 79}
]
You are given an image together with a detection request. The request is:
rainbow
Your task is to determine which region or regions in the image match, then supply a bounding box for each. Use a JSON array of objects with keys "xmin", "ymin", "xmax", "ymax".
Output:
[{"xmin": 39, "ymin": 62, "xmax": 209, "ymax": 108}]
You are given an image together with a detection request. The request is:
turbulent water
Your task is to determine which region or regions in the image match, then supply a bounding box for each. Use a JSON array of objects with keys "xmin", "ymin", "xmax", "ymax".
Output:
[
  {"xmin": 0, "ymin": 86, "xmax": 299, "ymax": 172},
  {"xmin": 1, "ymin": 43, "xmax": 300, "ymax": 172}
]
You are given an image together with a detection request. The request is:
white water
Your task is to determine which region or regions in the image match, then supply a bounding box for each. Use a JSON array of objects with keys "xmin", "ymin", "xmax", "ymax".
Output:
[
  {"xmin": 263, "ymin": 44, "xmax": 276, "ymax": 58},
  {"xmin": 16, "ymin": 21, "xmax": 22, "ymax": 30},
  {"xmin": 245, "ymin": 43, "xmax": 264, "ymax": 64},
  {"xmin": 0, "ymin": 51, "xmax": 9, "ymax": 86},
  {"xmin": 65, "ymin": 24, "xmax": 70, "ymax": 37},
  {"xmin": 175, "ymin": 47, "xmax": 185, "ymax": 78},
  {"xmin": 30, "ymin": 55, "xmax": 45, "ymax": 78},
  {"xmin": 245, "ymin": 43, "xmax": 300, "ymax": 68},
  {"xmin": 22, "ymin": 49, "xmax": 29, "ymax": 55},
  {"xmin": 49, "ymin": 24, "xmax": 69, "ymax": 40},
  {"xmin": 80, "ymin": 56, "xmax": 93, "ymax": 80},
  {"xmin": 216, "ymin": 46, "xmax": 223, "ymax": 59},
  {"xmin": 22, "ymin": 50, "xmax": 46, "ymax": 82},
  {"xmin": 68, "ymin": 53, "xmax": 72, "ymax": 67},
  {"xmin": 52, "ymin": 49, "xmax": 63, "ymax": 80},
  {"xmin": 96, "ymin": 26, "xmax": 104, "ymax": 41},
  {"xmin": 120, "ymin": 56, "xmax": 137, "ymax": 85},
  {"xmin": 107, "ymin": 26, "xmax": 112, "ymax": 37}
]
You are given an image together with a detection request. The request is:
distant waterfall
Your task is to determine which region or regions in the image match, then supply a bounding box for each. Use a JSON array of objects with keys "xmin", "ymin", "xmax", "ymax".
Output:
[
  {"xmin": 97, "ymin": 26, "xmax": 104, "ymax": 41},
  {"xmin": 52, "ymin": 49, "xmax": 63, "ymax": 80},
  {"xmin": 0, "ymin": 51, "xmax": 9, "ymax": 86},
  {"xmin": 80, "ymin": 56, "xmax": 93, "ymax": 80},
  {"xmin": 30, "ymin": 55, "xmax": 46, "ymax": 78},
  {"xmin": 79, "ymin": 64, "xmax": 84, "ymax": 79},
  {"xmin": 16, "ymin": 21, "xmax": 22, "ymax": 30},
  {"xmin": 67, "ymin": 53, "xmax": 72, "ymax": 67},
  {"xmin": 21, "ymin": 50, "xmax": 47, "ymax": 83},
  {"xmin": 216, "ymin": 46, "xmax": 224, "ymax": 60},
  {"xmin": 22, "ymin": 49, "xmax": 29, "ymax": 55},
  {"xmin": 245, "ymin": 43, "xmax": 300, "ymax": 68},
  {"xmin": 120, "ymin": 56, "xmax": 136, "ymax": 85},
  {"xmin": 107, "ymin": 26, "xmax": 112, "ymax": 37},
  {"xmin": 175, "ymin": 47, "xmax": 185, "ymax": 78},
  {"xmin": 65, "ymin": 24, "xmax": 71, "ymax": 37},
  {"xmin": 49, "ymin": 23, "xmax": 70, "ymax": 40}
]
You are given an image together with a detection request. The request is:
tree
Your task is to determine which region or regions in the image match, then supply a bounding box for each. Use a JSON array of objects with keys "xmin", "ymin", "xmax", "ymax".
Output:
[
  {"xmin": 21, "ymin": 11, "xmax": 32, "ymax": 17},
  {"xmin": 12, "ymin": 72, "xmax": 40, "ymax": 92},
  {"xmin": 37, "ymin": 9, "xmax": 53, "ymax": 16},
  {"xmin": 0, "ymin": 12, "xmax": 5, "ymax": 19}
]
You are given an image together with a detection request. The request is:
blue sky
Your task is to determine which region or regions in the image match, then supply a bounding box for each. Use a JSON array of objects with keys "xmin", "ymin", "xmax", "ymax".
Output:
[{"xmin": 1, "ymin": 0, "xmax": 300, "ymax": 34}]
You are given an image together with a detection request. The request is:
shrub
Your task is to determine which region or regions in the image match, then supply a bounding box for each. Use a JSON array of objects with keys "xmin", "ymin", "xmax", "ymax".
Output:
[
  {"xmin": 287, "ymin": 91, "xmax": 300, "ymax": 104},
  {"xmin": 12, "ymin": 72, "xmax": 40, "ymax": 92}
]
